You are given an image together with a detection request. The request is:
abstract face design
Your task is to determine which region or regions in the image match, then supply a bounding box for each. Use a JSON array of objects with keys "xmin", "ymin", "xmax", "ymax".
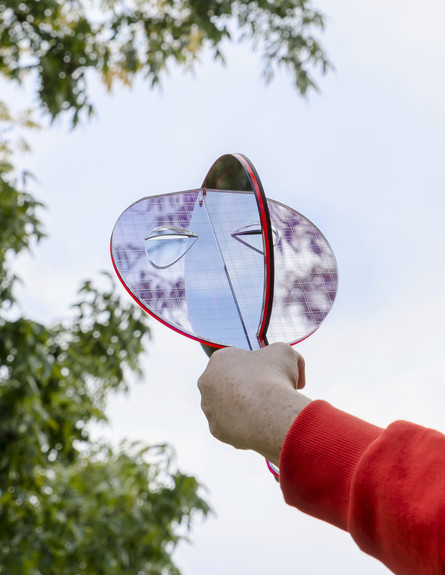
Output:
[{"xmin": 111, "ymin": 155, "xmax": 338, "ymax": 350}]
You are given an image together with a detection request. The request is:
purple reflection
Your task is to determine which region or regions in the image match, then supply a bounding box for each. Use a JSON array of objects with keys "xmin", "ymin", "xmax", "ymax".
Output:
[
  {"xmin": 310, "ymin": 238, "xmax": 322, "ymax": 255},
  {"xmin": 112, "ymin": 191, "xmax": 199, "ymax": 330},
  {"xmin": 267, "ymin": 200, "xmax": 338, "ymax": 343},
  {"xmin": 112, "ymin": 189, "xmax": 338, "ymax": 346}
]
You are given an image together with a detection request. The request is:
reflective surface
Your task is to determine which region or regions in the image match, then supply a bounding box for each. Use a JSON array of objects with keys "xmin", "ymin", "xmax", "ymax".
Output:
[
  {"xmin": 186, "ymin": 190, "xmax": 265, "ymax": 349},
  {"xmin": 111, "ymin": 189, "xmax": 267, "ymax": 349},
  {"xmin": 201, "ymin": 152, "xmax": 274, "ymax": 347},
  {"xmin": 112, "ymin": 190, "xmax": 199, "ymax": 334},
  {"xmin": 111, "ymin": 191, "xmax": 337, "ymax": 349},
  {"xmin": 267, "ymin": 200, "xmax": 338, "ymax": 344},
  {"xmin": 202, "ymin": 154, "xmax": 254, "ymax": 191},
  {"xmin": 111, "ymin": 154, "xmax": 338, "ymax": 350}
]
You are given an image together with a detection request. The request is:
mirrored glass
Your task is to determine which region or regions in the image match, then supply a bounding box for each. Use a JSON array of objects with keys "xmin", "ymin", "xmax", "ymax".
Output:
[
  {"xmin": 111, "ymin": 191, "xmax": 200, "ymax": 334},
  {"xmin": 111, "ymin": 170, "xmax": 338, "ymax": 349},
  {"xmin": 186, "ymin": 190, "xmax": 265, "ymax": 349},
  {"xmin": 111, "ymin": 188, "xmax": 268, "ymax": 350},
  {"xmin": 202, "ymin": 154, "xmax": 253, "ymax": 191},
  {"xmin": 266, "ymin": 200, "xmax": 338, "ymax": 344}
]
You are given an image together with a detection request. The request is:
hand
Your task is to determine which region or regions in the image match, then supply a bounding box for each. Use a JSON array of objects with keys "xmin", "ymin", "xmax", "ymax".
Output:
[{"xmin": 197, "ymin": 343, "xmax": 312, "ymax": 466}]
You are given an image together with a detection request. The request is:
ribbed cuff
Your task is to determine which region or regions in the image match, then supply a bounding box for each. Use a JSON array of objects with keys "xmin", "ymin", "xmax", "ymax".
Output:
[{"xmin": 279, "ymin": 400, "xmax": 382, "ymax": 530}]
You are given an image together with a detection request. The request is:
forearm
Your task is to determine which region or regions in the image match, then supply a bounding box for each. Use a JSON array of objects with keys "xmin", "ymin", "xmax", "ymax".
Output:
[
  {"xmin": 280, "ymin": 401, "xmax": 445, "ymax": 574},
  {"xmin": 280, "ymin": 401, "xmax": 382, "ymax": 529},
  {"xmin": 255, "ymin": 390, "xmax": 311, "ymax": 466}
]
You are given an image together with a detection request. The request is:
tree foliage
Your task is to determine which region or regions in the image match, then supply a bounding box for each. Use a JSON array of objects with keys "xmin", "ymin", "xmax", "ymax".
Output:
[
  {"xmin": 0, "ymin": 1, "xmax": 330, "ymax": 571},
  {"xmin": 0, "ymin": 0, "xmax": 330, "ymax": 124},
  {"xmin": 0, "ymin": 58, "xmax": 211, "ymax": 575},
  {"xmin": 0, "ymin": 134, "xmax": 210, "ymax": 572}
]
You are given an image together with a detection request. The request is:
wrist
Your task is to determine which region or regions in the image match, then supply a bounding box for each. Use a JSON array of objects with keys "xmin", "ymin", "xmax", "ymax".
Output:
[{"xmin": 255, "ymin": 391, "xmax": 312, "ymax": 466}]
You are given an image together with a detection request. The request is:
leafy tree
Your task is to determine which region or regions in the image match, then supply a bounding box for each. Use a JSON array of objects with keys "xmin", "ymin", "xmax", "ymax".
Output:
[
  {"xmin": 0, "ymin": 0, "xmax": 330, "ymax": 125},
  {"xmin": 0, "ymin": 1, "xmax": 330, "ymax": 572},
  {"xmin": 0, "ymin": 132, "xmax": 210, "ymax": 573}
]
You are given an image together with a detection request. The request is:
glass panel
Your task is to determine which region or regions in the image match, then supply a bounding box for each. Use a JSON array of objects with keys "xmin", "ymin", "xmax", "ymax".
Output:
[
  {"xmin": 202, "ymin": 154, "xmax": 253, "ymax": 191},
  {"xmin": 111, "ymin": 185, "xmax": 338, "ymax": 349},
  {"xmin": 186, "ymin": 190, "xmax": 265, "ymax": 349},
  {"xmin": 266, "ymin": 200, "xmax": 338, "ymax": 344},
  {"xmin": 111, "ymin": 191, "xmax": 200, "ymax": 334},
  {"xmin": 111, "ymin": 188, "xmax": 267, "ymax": 350}
]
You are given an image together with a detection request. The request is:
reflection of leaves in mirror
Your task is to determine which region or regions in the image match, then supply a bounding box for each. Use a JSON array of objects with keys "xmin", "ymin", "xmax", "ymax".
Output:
[
  {"xmin": 112, "ymin": 192, "xmax": 199, "ymax": 329},
  {"xmin": 269, "ymin": 201, "xmax": 337, "ymax": 332},
  {"xmin": 134, "ymin": 193, "xmax": 198, "ymax": 232},
  {"xmin": 310, "ymin": 237, "xmax": 323, "ymax": 255},
  {"xmin": 285, "ymin": 269, "xmax": 338, "ymax": 323},
  {"xmin": 138, "ymin": 276, "xmax": 186, "ymax": 313}
]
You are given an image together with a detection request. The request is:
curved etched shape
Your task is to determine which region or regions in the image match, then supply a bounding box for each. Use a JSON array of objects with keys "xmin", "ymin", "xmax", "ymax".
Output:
[
  {"xmin": 232, "ymin": 222, "xmax": 279, "ymax": 254},
  {"xmin": 145, "ymin": 226, "xmax": 198, "ymax": 269}
]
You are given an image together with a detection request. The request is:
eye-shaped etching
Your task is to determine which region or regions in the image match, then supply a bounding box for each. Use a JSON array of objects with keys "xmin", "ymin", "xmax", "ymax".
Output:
[
  {"xmin": 145, "ymin": 226, "xmax": 198, "ymax": 269},
  {"xmin": 231, "ymin": 222, "xmax": 279, "ymax": 254}
]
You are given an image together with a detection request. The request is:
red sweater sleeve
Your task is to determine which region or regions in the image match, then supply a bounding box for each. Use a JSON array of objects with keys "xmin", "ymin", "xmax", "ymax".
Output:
[{"xmin": 279, "ymin": 400, "xmax": 445, "ymax": 575}]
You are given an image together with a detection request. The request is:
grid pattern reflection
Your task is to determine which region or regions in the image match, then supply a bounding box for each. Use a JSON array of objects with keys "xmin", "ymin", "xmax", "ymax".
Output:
[
  {"xmin": 267, "ymin": 200, "xmax": 338, "ymax": 344},
  {"xmin": 111, "ymin": 191, "xmax": 199, "ymax": 333},
  {"xmin": 111, "ymin": 189, "xmax": 267, "ymax": 349},
  {"xmin": 186, "ymin": 190, "xmax": 265, "ymax": 350}
]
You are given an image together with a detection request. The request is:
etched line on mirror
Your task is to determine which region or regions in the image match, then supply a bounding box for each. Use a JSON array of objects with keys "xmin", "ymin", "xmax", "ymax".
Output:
[{"xmin": 201, "ymin": 190, "xmax": 253, "ymax": 350}]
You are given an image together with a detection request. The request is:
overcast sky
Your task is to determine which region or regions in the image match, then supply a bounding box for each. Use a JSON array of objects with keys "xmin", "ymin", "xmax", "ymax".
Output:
[{"xmin": 11, "ymin": 0, "xmax": 445, "ymax": 573}]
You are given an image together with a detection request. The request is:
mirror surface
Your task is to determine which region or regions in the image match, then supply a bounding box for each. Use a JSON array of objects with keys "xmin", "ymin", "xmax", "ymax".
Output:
[
  {"xmin": 186, "ymin": 190, "xmax": 265, "ymax": 349},
  {"xmin": 111, "ymin": 188, "xmax": 267, "ymax": 349},
  {"xmin": 267, "ymin": 199, "xmax": 338, "ymax": 344},
  {"xmin": 111, "ymin": 154, "xmax": 338, "ymax": 351}
]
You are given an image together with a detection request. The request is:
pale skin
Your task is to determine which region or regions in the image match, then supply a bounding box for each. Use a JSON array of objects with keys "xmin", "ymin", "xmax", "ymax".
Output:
[{"xmin": 197, "ymin": 342, "xmax": 312, "ymax": 467}]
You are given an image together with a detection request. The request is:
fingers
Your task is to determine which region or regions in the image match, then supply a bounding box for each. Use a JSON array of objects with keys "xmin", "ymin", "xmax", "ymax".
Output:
[
  {"xmin": 264, "ymin": 342, "xmax": 306, "ymax": 390},
  {"xmin": 196, "ymin": 343, "xmax": 311, "ymax": 462},
  {"xmin": 201, "ymin": 343, "xmax": 306, "ymax": 392}
]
